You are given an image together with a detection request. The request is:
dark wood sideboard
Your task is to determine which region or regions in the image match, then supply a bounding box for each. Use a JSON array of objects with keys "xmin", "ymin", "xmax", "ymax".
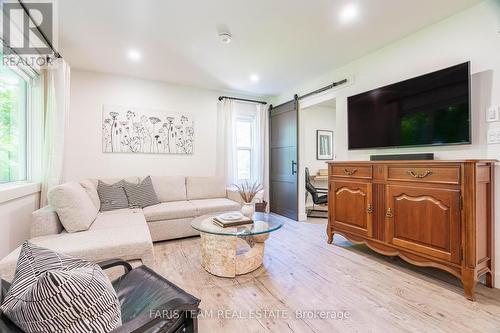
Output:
[{"xmin": 327, "ymin": 160, "xmax": 495, "ymax": 300}]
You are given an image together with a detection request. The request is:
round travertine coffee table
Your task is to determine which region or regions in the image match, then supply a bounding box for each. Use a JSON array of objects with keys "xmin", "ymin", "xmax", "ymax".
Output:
[{"xmin": 191, "ymin": 212, "xmax": 285, "ymax": 277}]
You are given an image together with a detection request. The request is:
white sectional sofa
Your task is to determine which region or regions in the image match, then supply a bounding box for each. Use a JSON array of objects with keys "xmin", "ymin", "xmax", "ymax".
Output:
[{"xmin": 0, "ymin": 176, "xmax": 253, "ymax": 281}]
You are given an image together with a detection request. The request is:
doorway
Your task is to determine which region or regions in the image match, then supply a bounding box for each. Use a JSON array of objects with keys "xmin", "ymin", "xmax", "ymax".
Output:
[
  {"xmin": 268, "ymin": 96, "xmax": 337, "ymax": 221},
  {"xmin": 298, "ymin": 98, "xmax": 337, "ymax": 221}
]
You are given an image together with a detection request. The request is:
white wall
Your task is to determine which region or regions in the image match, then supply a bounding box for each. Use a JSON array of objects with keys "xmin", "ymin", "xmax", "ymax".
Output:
[
  {"xmin": 299, "ymin": 105, "xmax": 336, "ymax": 220},
  {"xmin": 274, "ymin": 0, "xmax": 500, "ymax": 284},
  {"xmin": 0, "ymin": 193, "xmax": 39, "ymax": 257},
  {"xmin": 0, "ymin": 60, "xmax": 265, "ymax": 259},
  {"xmin": 64, "ymin": 70, "xmax": 264, "ymax": 181},
  {"xmin": 301, "ymin": 105, "xmax": 336, "ymax": 173}
]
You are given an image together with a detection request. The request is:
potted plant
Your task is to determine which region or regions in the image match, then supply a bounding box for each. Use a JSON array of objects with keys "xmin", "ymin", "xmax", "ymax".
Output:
[{"xmin": 233, "ymin": 181, "xmax": 263, "ymax": 218}]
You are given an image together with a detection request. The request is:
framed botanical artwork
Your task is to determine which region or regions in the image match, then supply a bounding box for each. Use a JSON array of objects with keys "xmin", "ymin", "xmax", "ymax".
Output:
[
  {"xmin": 316, "ymin": 130, "xmax": 334, "ymax": 160},
  {"xmin": 102, "ymin": 105, "xmax": 194, "ymax": 154}
]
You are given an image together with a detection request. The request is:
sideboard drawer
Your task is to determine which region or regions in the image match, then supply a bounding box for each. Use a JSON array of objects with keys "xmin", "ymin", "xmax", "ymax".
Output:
[
  {"xmin": 387, "ymin": 166, "xmax": 460, "ymax": 184},
  {"xmin": 330, "ymin": 165, "xmax": 372, "ymax": 179}
]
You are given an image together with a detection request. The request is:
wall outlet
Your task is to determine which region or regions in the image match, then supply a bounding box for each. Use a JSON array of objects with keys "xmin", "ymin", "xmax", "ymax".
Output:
[{"xmin": 487, "ymin": 128, "xmax": 500, "ymax": 144}]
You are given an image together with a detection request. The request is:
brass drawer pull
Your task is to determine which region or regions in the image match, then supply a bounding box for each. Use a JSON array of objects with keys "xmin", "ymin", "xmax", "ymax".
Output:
[
  {"xmin": 386, "ymin": 208, "xmax": 393, "ymax": 218},
  {"xmin": 367, "ymin": 204, "xmax": 373, "ymax": 214},
  {"xmin": 343, "ymin": 168, "xmax": 358, "ymax": 176},
  {"xmin": 407, "ymin": 170, "xmax": 433, "ymax": 179}
]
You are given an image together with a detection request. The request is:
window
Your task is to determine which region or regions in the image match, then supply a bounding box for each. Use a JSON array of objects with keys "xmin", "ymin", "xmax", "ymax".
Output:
[
  {"xmin": 0, "ymin": 64, "xmax": 28, "ymax": 184},
  {"xmin": 235, "ymin": 117, "xmax": 255, "ymax": 182}
]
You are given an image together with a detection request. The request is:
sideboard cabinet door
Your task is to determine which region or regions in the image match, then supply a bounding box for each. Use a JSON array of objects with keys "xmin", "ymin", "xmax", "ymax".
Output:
[
  {"xmin": 385, "ymin": 185, "xmax": 461, "ymax": 264},
  {"xmin": 330, "ymin": 181, "xmax": 373, "ymax": 237}
]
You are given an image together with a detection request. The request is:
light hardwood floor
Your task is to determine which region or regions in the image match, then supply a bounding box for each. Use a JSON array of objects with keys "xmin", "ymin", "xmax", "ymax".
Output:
[{"xmin": 151, "ymin": 219, "xmax": 500, "ymax": 333}]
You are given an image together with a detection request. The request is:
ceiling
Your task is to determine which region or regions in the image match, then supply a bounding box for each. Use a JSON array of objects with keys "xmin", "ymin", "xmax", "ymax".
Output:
[{"xmin": 58, "ymin": 0, "xmax": 481, "ymax": 96}]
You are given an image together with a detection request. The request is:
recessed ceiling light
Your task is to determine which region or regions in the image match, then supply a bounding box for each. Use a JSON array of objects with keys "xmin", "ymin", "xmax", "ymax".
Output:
[
  {"xmin": 219, "ymin": 32, "xmax": 232, "ymax": 44},
  {"xmin": 127, "ymin": 49, "xmax": 142, "ymax": 61},
  {"xmin": 250, "ymin": 74, "xmax": 260, "ymax": 83},
  {"xmin": 339, "ymin": 3, "xmax": 359, "ymax": 24}
]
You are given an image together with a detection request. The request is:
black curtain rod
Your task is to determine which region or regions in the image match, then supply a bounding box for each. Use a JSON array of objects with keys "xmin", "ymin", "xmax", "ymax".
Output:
[
  {"xmin": 298, "ymin": 79, "xmax": 348, "ymax": 100},
  {"xmin": 18, "ymin": 0, "xmax": 61, "ymax": 58},
  {"xmin": 218, "ymin": 96, "xmax": 267, "ymax": 105}
]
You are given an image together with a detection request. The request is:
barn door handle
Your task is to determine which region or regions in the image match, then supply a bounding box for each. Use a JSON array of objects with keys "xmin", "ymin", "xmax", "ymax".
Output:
[
  {"xmin": 407, "ymin": 170, "xmax": 432, "ymax": 179},
  {"xmin": 343, "ymin": 168, "xmax": 358, "ymax": 176},
  {"xmin": 291, "ymin": 161, "xmax": 297, "ymax": 175},
  {"xmin": 386, "ymin": 208, "xmax": 393, "ymax": 218}
]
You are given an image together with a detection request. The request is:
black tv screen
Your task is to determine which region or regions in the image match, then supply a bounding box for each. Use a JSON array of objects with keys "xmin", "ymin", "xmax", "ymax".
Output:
[{"xmin": 347, "ymin": 62, "xmax": 471, "ymax": 150}]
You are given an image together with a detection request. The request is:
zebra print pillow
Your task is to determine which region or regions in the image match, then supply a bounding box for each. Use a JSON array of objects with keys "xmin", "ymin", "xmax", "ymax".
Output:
[
  {"xmin": 0, "ymin": 242, "xmax": 122, "ymax": 333},
  {"xmin": 123, "ymin": 176, "xmax": 160, "ymax": 208}
]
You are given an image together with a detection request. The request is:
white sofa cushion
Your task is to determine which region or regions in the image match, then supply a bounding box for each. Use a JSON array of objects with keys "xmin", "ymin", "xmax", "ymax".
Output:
[
  {"xmin": 147, "ymin": 218, "xmax": 199, "ymax": 242},
  {"xmin": 143, "ymin": 201, "xmax": 197, "ymax": 222},
  {"xmin": 190, "ymin": 198, "xmax": 240, "ymax": 215},
  {"xmin": 0, "ymin": 209, "xmax": 153, "ymax": 282},
  {"xmin": 90, "ymin": 208, "xmax": 146, "ymax": 229},
  {"xmin": 149, "ymin": 176, "xmax": 186, "ymax": 202},
  {"xmin": 48, "ymin": 182, "xmax": 99, "ymax": 233},
  {"xmin": 186, "ymin": 177, "xmax": 226, "ymax": 200},
  {"xmin": 31, "ymin": 205, "xmax": 63, "ymax": 238}
]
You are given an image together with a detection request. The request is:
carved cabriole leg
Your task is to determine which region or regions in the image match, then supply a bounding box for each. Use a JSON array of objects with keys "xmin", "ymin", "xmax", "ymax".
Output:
[
  {"xmin": 485, "ymin": 271, "xmax": 494, "ymax": 288},
  {"xmin": 461, "ymin": 267, "xmax": 477, "ymax": 301},
  {"xmin": 327, "ymin": 225, "xmax": 334, "ymax": 244}
]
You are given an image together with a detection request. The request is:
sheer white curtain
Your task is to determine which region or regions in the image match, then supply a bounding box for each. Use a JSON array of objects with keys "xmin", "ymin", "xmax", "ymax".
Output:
[
  {"xmin": 40, "ymin": 58, "xmax": 71, "ymax": 206},
  {"xmin": 255, "ymin": 103, "xmax": 270, "ymax": 206},
  {"xmin": 216, "ymin": 99, "xmax": 237, "ymax": 185},
  {"xmin": 216, "ymin": 99, "xmax": 270, "ymax": 207}
]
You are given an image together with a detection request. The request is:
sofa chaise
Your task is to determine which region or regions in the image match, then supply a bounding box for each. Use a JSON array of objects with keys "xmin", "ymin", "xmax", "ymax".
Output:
[{"xmin": 0, "ymin": 176, "xmax": 257, "ymax": 281}]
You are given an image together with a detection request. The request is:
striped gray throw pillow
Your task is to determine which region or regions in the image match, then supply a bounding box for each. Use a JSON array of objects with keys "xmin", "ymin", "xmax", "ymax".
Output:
[
  {"xmin": 97, "ymin": 180, "xmax": 129, "ymax": 211},
  {"xmin": 123, "ymin": 176, "xmax": 160, "ymax": 208},
  {"xmin": 0, "ymin": 242, "xmax": 122, "ymax": 333}
]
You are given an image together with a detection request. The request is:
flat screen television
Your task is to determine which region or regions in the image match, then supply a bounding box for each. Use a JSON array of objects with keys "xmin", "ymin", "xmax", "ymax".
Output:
[{"xmin": 347, "ymin": 62, "xmax": 471, "ymax": 150}]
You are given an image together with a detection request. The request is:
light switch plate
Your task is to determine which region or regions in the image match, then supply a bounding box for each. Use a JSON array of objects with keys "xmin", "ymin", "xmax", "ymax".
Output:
[{"xmin": 487, "ymin": 106, "xmax": 500, "ymax": 122}]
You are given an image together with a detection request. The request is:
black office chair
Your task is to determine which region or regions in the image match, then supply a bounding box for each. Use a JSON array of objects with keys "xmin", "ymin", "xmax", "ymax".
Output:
[
  {"xmin": 0, "ymin": 260, "xmax": 200, "ymax": 333},
  {"xmin": 305, "ymin": 167, "xmax": 328, "ymax": 218}
]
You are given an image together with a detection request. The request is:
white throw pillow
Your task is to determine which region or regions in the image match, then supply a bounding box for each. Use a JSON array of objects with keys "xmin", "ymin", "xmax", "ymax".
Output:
[
  {"xmin": 48, "ymin": 182, "xmax": 99, "ymax": 232},
  {"xmin": 80, "ymin": 179, "xmax": 101, "ymax": 209}
]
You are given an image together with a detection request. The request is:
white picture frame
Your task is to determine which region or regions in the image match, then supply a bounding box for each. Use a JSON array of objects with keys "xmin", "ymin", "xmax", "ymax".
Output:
[{"xmin": 316, "ymin": 130, "xmax": 334, "ymax": 160}]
